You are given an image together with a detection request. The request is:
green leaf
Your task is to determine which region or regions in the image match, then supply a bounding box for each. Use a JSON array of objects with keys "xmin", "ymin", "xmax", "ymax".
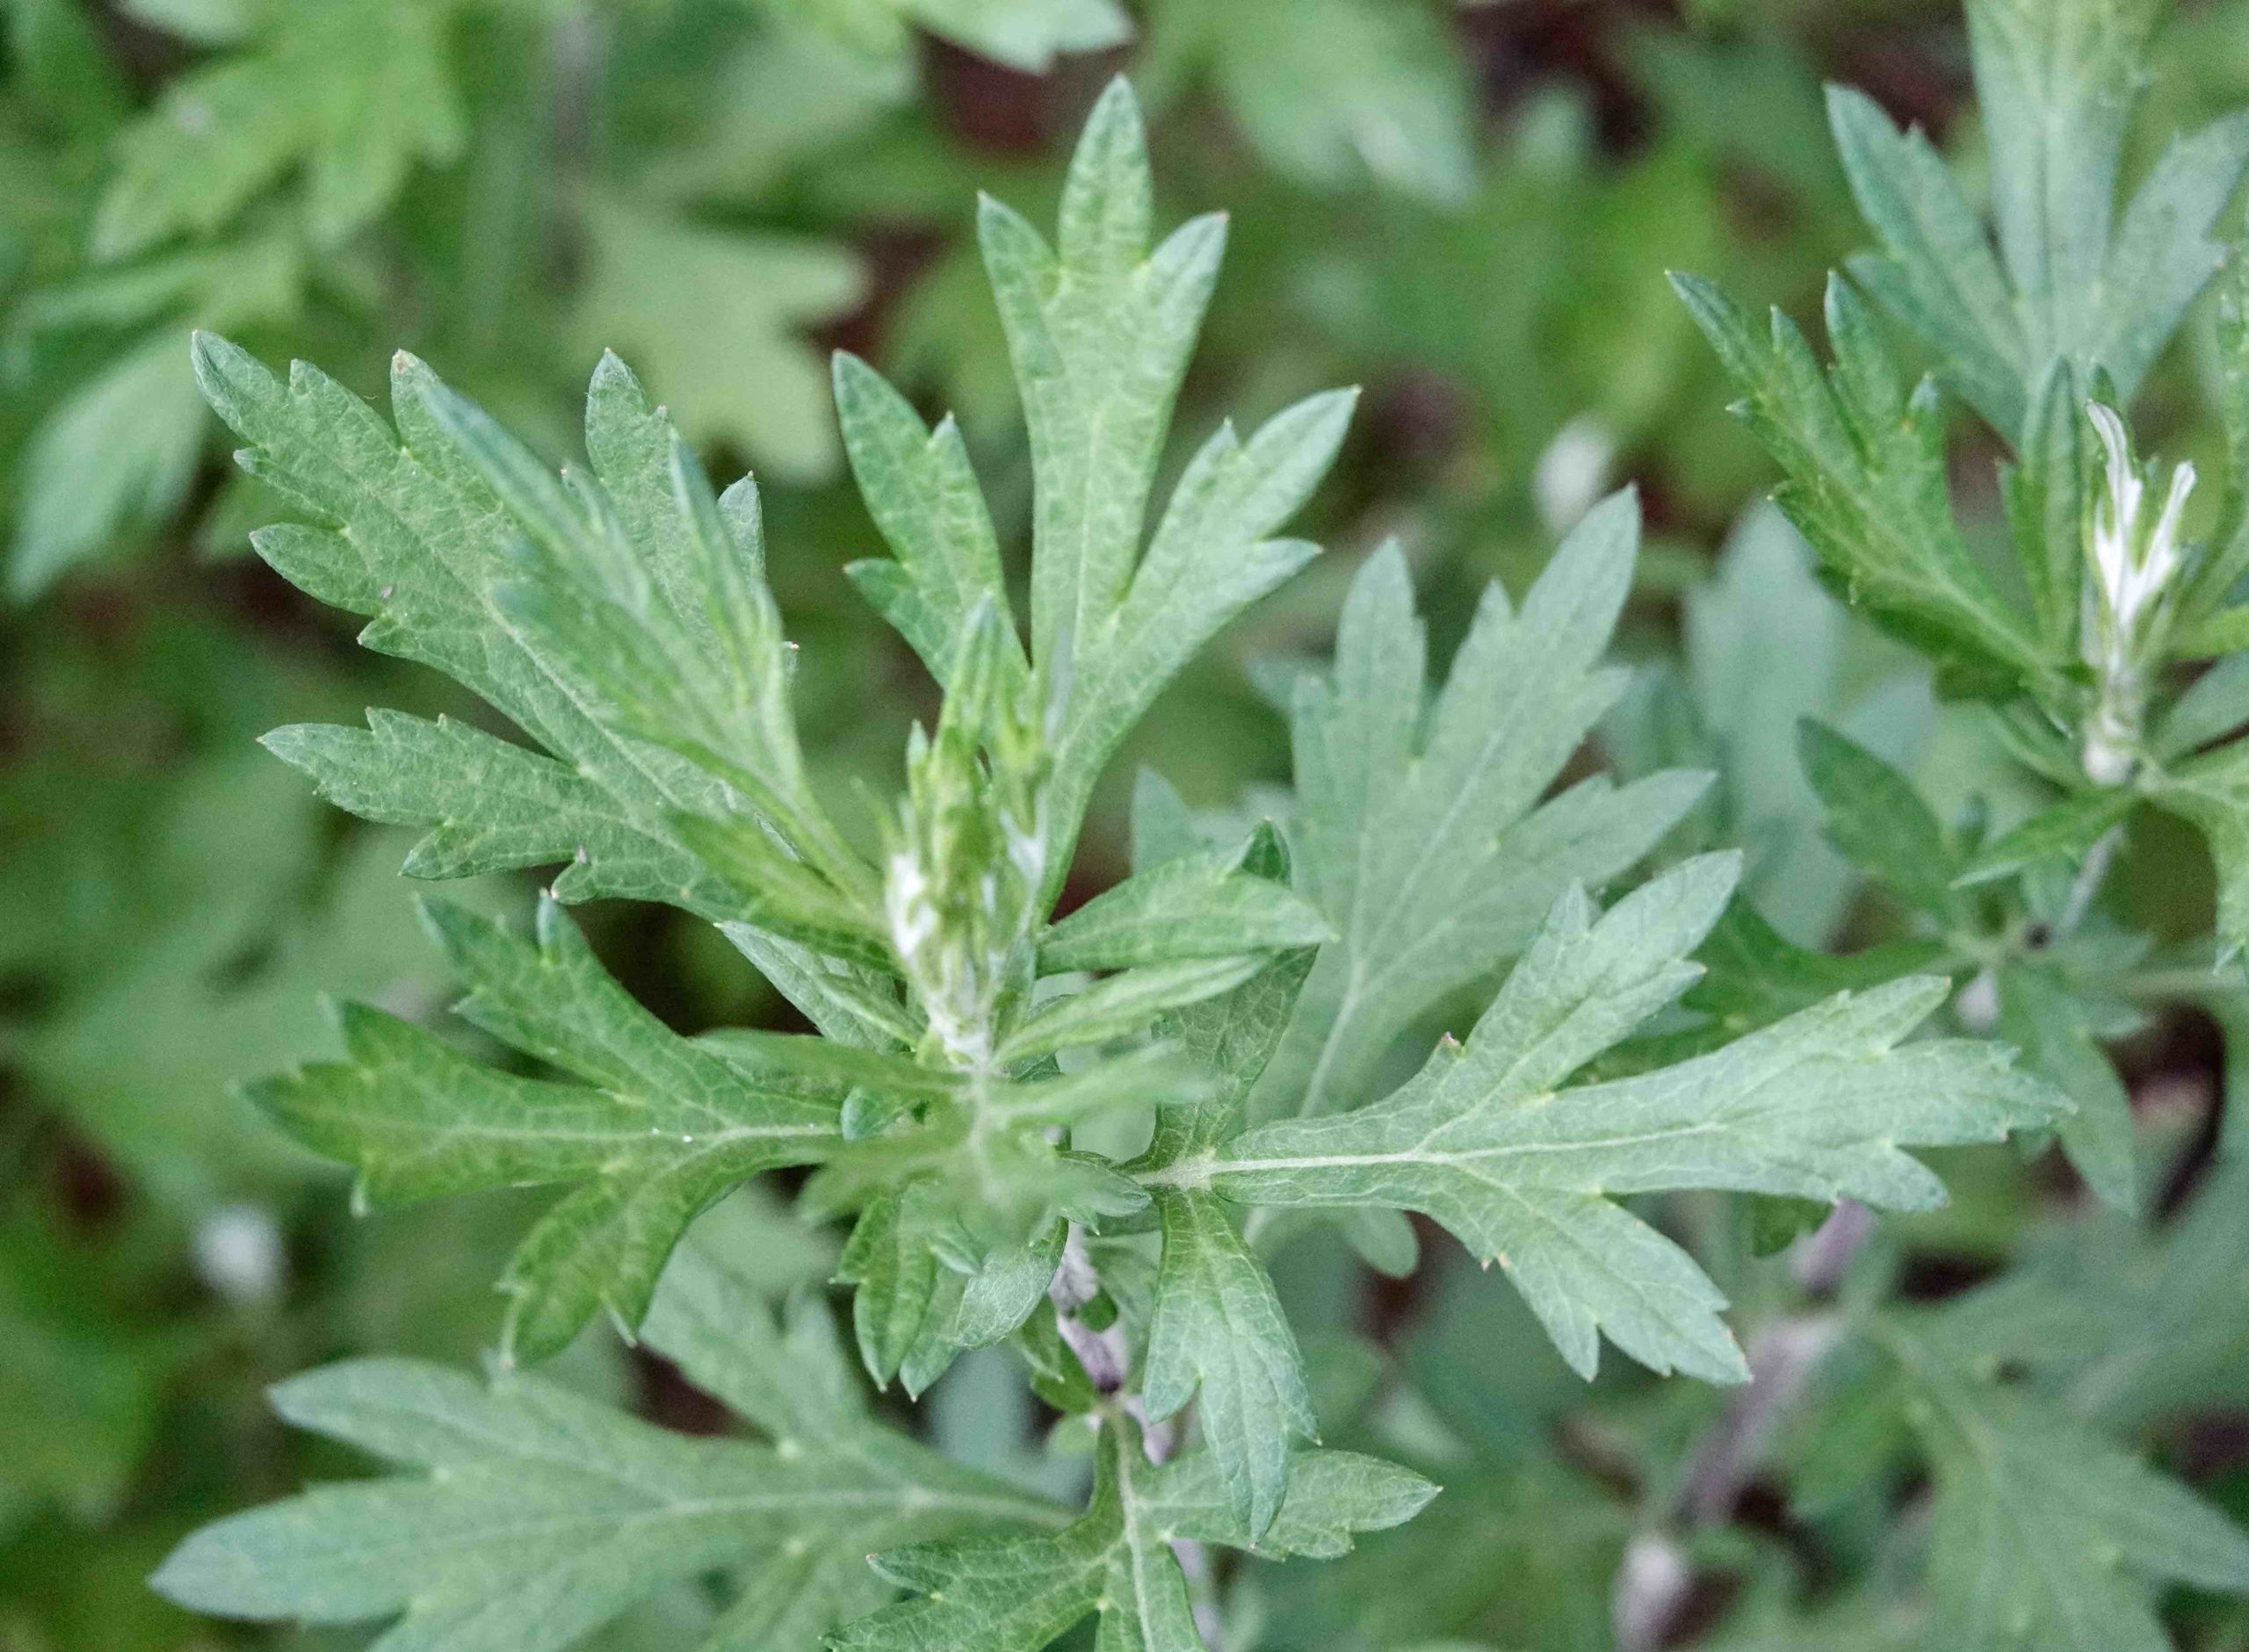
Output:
[
  {"xmin": 1676, "ymin": 899, "xmax": 1948, "ymax": 1052},
  {"xmin": 575, "ymin": 197, "xmax": 866, "ymax": 483},
  {"xmin": 1825, "ymin": 83, "xmax": 2026, "ymax": 436},
  {"xmin": 262, "ymin": 711, "xmax": 712, "ymax": 903},
  {"xmin": 2156, "ymin": 653, "xmax": 2249, "ymax": 760},
  {"xmin": 1678, "ymin": 504, "xmax": 1899, "ymax": 948},
  {"xmin": 2174, "ymin": 604, "xmax": 2249, "ymax": 659},
  {"xmin": 1674, "ymin": 272, "xmax": 2060, "ymax": 700},
  {"xmin": 835, "ymin": 1185, "xmax": 1077, "ymax": 1398},
  {"xmin": 151, "ymin": 1244, "xmax": 1067, "ymax": 1651},
  {"xmin": 1140, "ymin": 948, "xmax": 1316, "ymax": 1170},
  {"xmin": 1956, "ymin": 786, "xmax": 2138, "ymax": 886},
  {"xmin": 835, "ymin": 349, "xmax": 1016, "ymax": 689},
  {"xmin": 1994, "ymin": 962, "xmax": 2137, "ymax": 1213},
  {"xmin": 828, "ymin": 1414, "xmax": 1433, "ymax": 1650},
  {"xmin": 2089, "ymin": 110, "xmax": 2249, "ymax": 406},
  {"xmin": 248, "ymin": 898, "xmax": 842, "ymax": 1360},
  {"xmin": 1169, "ymin": 858, "xmax": 2066, "ymax": 1383},
  {"xmin": 769, "ymin": 0, "xmax": 1131, "ymax": 72},
  {"xmin": 95, "ymin": 0, "xmax": 464, "ymax": 257},
  {"xmin": 1038, "ymin": 837, "xmax": 1332, "ymax": 972},
  {"xmin": 977, "ymin": 78, "xmax": 1354, "ymax": 884},
  {"xmin": 1970, "ymin": 0, "xmax": 2154, "ymax": 353},
  {"xmin": 1158, "ymin": 0, "xmax": 1475, "ymax": 203},
  {"xmin": 994, "ymin": 955, "xmax": 1267, "ymax": 1067},
  {"xmin": 1830, "ymin": 0, "xmax": 2249, "ymax": 441},
  {"xmin": 1884, "ymin": 1317, "xmax": 2249, "ymax": 1652},
  {"xmin": 1253, "ymin": 499, "xmax": 1711, "ymax": 1118},
  {"xmin": 11, "ymin": 328, "xmax": 209, "ymax": 598},
  {"xmin": 1141, "ymin": 1188, "xmax": 1317, "ymax": 1543},
  {"xmin": 197, "ymin": 331, "xmax": 878, "ymax": 953},
  {"xmin": 2191, "ymin": 253, "xmax": 2249, "ymax": 614},
  {"xmin": 2003, "ymin": 358, "xmax": 2094, "ymax": 651},
  {"xmin": 1797, "ymin": 719, "xmax": 1963, "ymax": 923}
]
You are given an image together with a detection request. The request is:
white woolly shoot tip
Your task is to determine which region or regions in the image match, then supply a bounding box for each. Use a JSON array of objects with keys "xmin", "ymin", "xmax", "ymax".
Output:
[{"xmin": 2081, "ymin": 403, "xmax": 2196, "ymax": 786}]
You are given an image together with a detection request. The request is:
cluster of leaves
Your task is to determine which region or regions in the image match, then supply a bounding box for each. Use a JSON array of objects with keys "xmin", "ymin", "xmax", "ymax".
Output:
[
  {"xmin": 0, "ymin": 0, "xmax": 1488, "ymax": 598},
  {"xmin": 149, "ymin": 55, "xmax": 2249, "ymax": 1649},
  {"xmin": 14, "ymin": 2, "xmax": 2249, "ymax": 1651},
  {"xmin": 1670, "ymin": 0, "xmax": 2249, "ymax": 1206},
  {"xmin": 0, "ymin": 7, "xmax": 1531, "ymax": 1629}
]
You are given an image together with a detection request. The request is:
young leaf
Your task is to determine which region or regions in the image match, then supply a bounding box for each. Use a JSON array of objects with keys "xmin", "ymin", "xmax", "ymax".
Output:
[
  {"xmin": 1141, "ymin": 1188, "xmax": 1317, "ymax": 1544},
  {"xmin": 1166, "ymin": 858, "xmax": 2067, "ymax": 1383},
  {"xmin": 1673, "ymin": 273, "xmax": 2060, "ymax": 700},
  {"xmin": 1994, "ymin": 962, "xmax": 2137, "ymax": 1213},
  {"xmin": 192, "ymin": 333, "xmax": 877, "ymax": 952},
  {"xmin": 1955, "ymin": 786, "xmax": 2139, "ymax": 887},
  {"xmin": 96, "ymin": 0, "xmax": 464, "ymax": 257},
  {"xmin": 249, "ymin": 898, "xmax": 845, "ymax": 1360},
  {"xmin": 2003, "ymin": 359, "xmax": 2094, "ymax": 651},
  {"xmin": 828, "ymin": 1414, "xmax": 1434, "ymax": 1650},
  {"xmin": 151, "ymin": 1246, "xmax": 1068, "ymax": 1650},
  {"xmin": 1884, "ymin": 1317, "xmax": 2249, "ymax": 1652},
  {"xmin": 976, "ymin": 77, "xmax": 1355, "ymax": 885},
  {"xmin": 994, "ymin": 955, "xmax": 1267, "ymax": 1067},
  {"xmin": 1038, "ymin": 835, "xmax": 1332, "ymax": 972},
  {"xmin": 835, "ymin": 349, "xmax": 1016, "ymax": 689},
  {"xmin": 1252, "ymin": 498, "xmax": 1712, "ymax": 1119},
  {"xmin": 835, "ymin": 1187, "xmax": 1069, "ymax": 1397},
  {"xmin": 1824, "ymin": 83, "xmax": 2026, "ymax": 436},
  {"xmin": 1797, "ymin": 719, "xmax": 1963, "ymax": 924}
]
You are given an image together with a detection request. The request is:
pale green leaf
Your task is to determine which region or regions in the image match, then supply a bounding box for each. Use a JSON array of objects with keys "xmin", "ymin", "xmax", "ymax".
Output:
[
  {"xmin": 1038, "ymin": 838, "xmax": 1332, "ymax": 973},
  {"xmin": 1797, "ymin": 719, "xmax": 1962, "ymax": 924},
  {"xmin": 1826, "ymin": 83, "xmax": 2026, "ymax": 436},
  {"xmin": 1173, "ymin": 859, "xmax": 2066, "ymax": 1384},
  {"xmin": 1955, "ymin": 788, "xmax": 2138, "ymax": 887},
  {"xmin": 1141, "ymin": 1188, "xmax": 1316, "ymax": 1543},
  {"xmin": 1162, "ymin": 0, "xmax": 1475, "ymax": 203},
  {"xmin": 95, "ymin": 0, "xmax": 463, "ymax": 257},
  {"xmin": 261, "ymin": 711, "xmax": 712, "ymax": 905},
  {"xmin": 977, "ymin": 78, "xmax": 1353, "ymax": 884},
  {"xmin": 1968, "ymin": 0, "xmax": 2154, "ymax": 378},
  {"xmin": 1995, "ymin": 962, "xmax": 2137, "ymax": 1213},
  {"xmin": 1253, "ymin": 499, "xmax": 1711, "ymax": 1119},
  {"xmin": 2002, "ymin": 358, "xmax": 2094, "ymax": 651},
  {"xmin": 151, "ymin": 1246, "xmax": 1065, "ymax": 1651},
  {"xmin": 835, "ymin": 350, "xmax": 1015, "ymax": 689},
  {"xmin": 763, "ymin": 0, "xmax": 1130, "ymax": 71},
  {"xmin": 1675, "ymin": 271, "xmax": 2061, "ymax": 699},
  {"xmin": 196, "ymin": 329, "xmax": 880, "ymax": 959},
  {"xmin": 248, "ymin": 898, "xmax": 842, "ymax": 1360},
  {"xmin": 1887, "ymin": 1319, "xmax": 2249, "ymax": 1652},
  {"xmin": 829, "ymin": 1414, "xmax": 1432, "ymax": 1650},
  {"xmin": 575, "ymin": 197, "xmax": 865, "ymax": 483},
  {"xmin": 995, "ymin": 955, "xmax": 1267, "ymax": 1067},
  {"xmin": 11, "ymin": 328, "xmax": 206, "ymax": 597}
]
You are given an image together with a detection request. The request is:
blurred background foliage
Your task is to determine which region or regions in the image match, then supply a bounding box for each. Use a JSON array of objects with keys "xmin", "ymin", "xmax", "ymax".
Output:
[{"xmin": 7, "ymin": 2, "xmax": 2249, "ymax": 1648}]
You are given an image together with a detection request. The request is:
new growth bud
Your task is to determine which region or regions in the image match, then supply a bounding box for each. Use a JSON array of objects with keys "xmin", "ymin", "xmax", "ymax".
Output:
[
  {"xmin": 882, "ymin": 604, "xmax": 1048, "ymax": 1071},
  {"xmin": 2080, "ymin": 403, "xmax": 2195, "ymax": 785}
]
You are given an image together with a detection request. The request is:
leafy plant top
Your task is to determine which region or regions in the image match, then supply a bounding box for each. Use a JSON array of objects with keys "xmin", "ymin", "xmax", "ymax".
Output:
[{"xmin": 158, "ymin": 75, "xmax": 2078, "ymax": 1652}]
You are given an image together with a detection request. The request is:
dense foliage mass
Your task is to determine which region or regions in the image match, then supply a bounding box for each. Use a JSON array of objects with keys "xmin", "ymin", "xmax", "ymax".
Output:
[{"xmin": 11, "ymin": 3, "xmax": 2249, "ymax": 1650}]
